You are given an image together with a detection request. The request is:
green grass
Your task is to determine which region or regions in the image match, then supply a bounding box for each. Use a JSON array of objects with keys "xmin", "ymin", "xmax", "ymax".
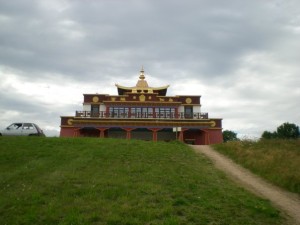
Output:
[
  {"xmin": 213, "ymin": 139, "xmax": 300, "ymax": 194},
  {"xmin": 0, "ymin": 137, "xmax": 285, "ymax": 225}
]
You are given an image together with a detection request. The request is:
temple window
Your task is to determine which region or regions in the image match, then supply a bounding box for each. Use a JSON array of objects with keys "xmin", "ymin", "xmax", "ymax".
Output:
[
  {"xmin": 109, "ymin": 107, "xmax": 129, "ymax": 118},
  {"xmin": 184, "ymin": 106, "xmax": 193, "ymax": 118}
]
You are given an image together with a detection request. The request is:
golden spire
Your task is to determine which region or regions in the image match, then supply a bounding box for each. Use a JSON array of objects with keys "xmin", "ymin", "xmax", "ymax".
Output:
[
  {"xmin": 139, "ymin": 65, "xmax": 145, "ymax": 80},
  {"xmin": 136, "ymin": 66, "xmax": 148, "ymax": 88}
]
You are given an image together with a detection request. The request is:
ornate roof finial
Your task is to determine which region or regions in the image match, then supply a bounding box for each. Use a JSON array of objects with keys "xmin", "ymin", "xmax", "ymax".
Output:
[{"xmin": 139, "ymin": 65, "xmax": 145, "ymax": 80}]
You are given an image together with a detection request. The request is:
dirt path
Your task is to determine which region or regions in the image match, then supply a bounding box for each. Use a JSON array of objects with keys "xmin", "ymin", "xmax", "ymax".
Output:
[{"xmin": 191, "ymin": 145, "xmax": 300, "ymax": 225}]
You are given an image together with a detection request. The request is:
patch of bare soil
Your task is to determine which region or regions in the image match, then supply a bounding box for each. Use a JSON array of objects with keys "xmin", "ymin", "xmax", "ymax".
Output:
[{"xmin": 191, "ymin": 145, "xmax": 300, "ymax": 225}]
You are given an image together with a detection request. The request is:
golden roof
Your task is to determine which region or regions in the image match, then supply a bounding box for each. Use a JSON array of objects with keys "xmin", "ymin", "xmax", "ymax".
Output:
[{"xmin": 115, "ymin": 67, "xmax": 170, "ymax": 95}]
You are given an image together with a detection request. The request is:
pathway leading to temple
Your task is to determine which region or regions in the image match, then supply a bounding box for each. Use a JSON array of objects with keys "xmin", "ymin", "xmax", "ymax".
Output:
[{"xmin": 191, "ymin": 145, "xmax": 300, "ymax": 225}]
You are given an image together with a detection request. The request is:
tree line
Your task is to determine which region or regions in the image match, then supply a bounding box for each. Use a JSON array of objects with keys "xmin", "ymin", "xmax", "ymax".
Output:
[{"xmin": 223, "ymin": 122, "xmax": 300, "ymax": 142}]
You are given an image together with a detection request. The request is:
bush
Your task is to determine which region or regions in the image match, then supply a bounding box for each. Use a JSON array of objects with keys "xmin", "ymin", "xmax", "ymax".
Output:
[
  {"xmin": 261, "ymin": 122, "xmax": 300, "ymax": 140},
  {"xmin": 223, "ymin": 130, "xmax": 239, "ymax": 142},
  {"xmin": 276, "ymin": 122, "xmax": 300, "ymax": 139},
  {"xmin": 261, "ymin": 131, "xmax": 277, "ymax": 139}
]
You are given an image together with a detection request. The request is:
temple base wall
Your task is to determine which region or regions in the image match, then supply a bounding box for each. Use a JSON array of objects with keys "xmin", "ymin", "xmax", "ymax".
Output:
[
  {"xmin": 60, "ymin": 127, "xmax": 223, "ymax": 145},
  {"xmin": 207, "ymin": 129, "xmax": 223, "ymax": 144},
  {"xmin": 60, "ymin": 127, "xmax": 76, "ymax": 137}
]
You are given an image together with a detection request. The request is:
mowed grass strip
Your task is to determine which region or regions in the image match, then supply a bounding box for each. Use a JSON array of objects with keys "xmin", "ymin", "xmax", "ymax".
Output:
[
  {"xmin": 0, "ymin": 137, "xmax": 284, "ymax": 225},
  {"xmin": 213, "ymin": 139, "xmax": 300, "ymax": 194}
]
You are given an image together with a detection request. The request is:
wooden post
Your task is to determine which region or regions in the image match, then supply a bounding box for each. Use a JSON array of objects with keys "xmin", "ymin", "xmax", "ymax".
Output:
[
  {"xmin": 148, "ymin": 128, "xmax": 161, "ymax": 142},
  {"xmin": 175, "ymin": 107, "xmax": 179, "ymax": 119},
  {"xmin": 97, "ymin": 128, "xmax": 108, "ymax": 138},
  {"xmin": 178, "ymin": 128, "xmax": 188, "ymax": 142},
  {"xmin": 123, "ymin": 128, "xmax": 134, "ymax": 140}
]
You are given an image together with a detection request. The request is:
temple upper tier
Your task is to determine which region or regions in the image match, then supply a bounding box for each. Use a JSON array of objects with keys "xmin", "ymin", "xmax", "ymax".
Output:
[{"xmin": 115, "ymin": 67, "xmax": 170, "ymax": 96}]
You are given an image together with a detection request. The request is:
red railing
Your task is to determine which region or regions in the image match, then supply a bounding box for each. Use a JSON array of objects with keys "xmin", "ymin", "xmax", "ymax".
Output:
[{"xmin": 75, "ymin": 111, "xmax": 209, "ymax": 119}]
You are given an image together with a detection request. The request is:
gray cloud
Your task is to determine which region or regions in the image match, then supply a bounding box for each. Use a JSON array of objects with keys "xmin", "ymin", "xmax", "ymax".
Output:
[{"xmin": 1, "ymin": 0, "xmax": 299, "ymax": 137}]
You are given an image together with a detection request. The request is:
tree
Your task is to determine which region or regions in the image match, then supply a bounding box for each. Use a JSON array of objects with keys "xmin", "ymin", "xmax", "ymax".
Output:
[
  {"xmin": 261, "ymin": 131, "xmax": 277, "ymax": 139},
  {"xmin": 276, "ymin": 122, "xmax": 300, "ymax": 139},
  {"xmin": 223, "ymin": 130, "xmax": 238, "ymax": 142}
]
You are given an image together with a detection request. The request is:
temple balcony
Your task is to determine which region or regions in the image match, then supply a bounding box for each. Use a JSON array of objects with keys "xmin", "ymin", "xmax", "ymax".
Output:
[{"xmin": 75, "ymin": 111, "xmax": 209, "ymax": 119}]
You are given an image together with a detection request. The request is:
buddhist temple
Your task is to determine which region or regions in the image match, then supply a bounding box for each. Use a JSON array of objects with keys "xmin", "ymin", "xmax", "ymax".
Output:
[{"xmin": 60, "ymin": 67, "xmax": 223, "ymax": 144}]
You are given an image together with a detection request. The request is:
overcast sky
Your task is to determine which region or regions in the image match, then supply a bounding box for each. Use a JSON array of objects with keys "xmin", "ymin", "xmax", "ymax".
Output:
[{"xmin": 0, "ymin": 0, "xmax": 299, "ymax": 138}]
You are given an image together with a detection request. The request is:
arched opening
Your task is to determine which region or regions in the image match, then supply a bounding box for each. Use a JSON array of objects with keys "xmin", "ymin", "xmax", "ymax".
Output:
[
  {"xmin": 184, "ymin": 129, "xmax": 207, "ymax": 145},
  {"xmin": 131, "ymin": 128, "xmax": 152, "ymax": 141},
  {"xmin": 157, "ymin": 128, "xmax": 176, "ymax": 142},
  {"xmin": 79, "ymin": 127, "xmax": 100, "ymax": 137},
  {"xmin": 107, "ymin": 127, "xmax": 126, "ymax": 139}
]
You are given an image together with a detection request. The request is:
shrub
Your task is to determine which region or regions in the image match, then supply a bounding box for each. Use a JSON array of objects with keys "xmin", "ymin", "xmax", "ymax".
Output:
[
  {"xmin": 261, "ymin": 131, "xmax": 277, "ymax": 139},
  {"xmin": 261, "ymin": 122, "xmax": 300, "ymax": 140},
  {"xmin": 276, "ymin": 122, "xmax": 300, "ymax": 139},
  {"xmin": 223, "ymin": 130, "xmax": 239, "ymax": 142}
]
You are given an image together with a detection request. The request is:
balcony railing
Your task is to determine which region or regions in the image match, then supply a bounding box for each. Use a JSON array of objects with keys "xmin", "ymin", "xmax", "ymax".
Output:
[{"xmin": 75, "ymin": 111, "xmax": 209, "ymax": 119}]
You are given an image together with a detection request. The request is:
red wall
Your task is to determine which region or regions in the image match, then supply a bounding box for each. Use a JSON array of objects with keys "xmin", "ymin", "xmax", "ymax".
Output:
[
  {"xmin": 207, "ymin": 129, "xmax": 223, "ymax": 144},
  {"xmin": 60, "ymin": 127, "xmax": 75, "ymax": 137},
  {"xmin": 60, "ymin": 126, "xmax": 223, "ymax": 145}
]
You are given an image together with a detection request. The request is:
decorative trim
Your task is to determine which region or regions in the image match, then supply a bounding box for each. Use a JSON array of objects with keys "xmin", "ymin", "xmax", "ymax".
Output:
[
  {"xmin": 139, "ymin": 94, "xmax": 146, "ymax": 102},
  {"xmin": 185, "ymin": 98, "xmax": 192, "ymax": 104},
  {"xmin": 71, "ymin": 119, "xmax": 216, "ymax": 127},
  {"xmin": 92, "ymin": 96, "xmax": 99, "ymax": 103},
  {"xmin": 67, "ymin": 119, "xmax": 74, "ymax": 125}
]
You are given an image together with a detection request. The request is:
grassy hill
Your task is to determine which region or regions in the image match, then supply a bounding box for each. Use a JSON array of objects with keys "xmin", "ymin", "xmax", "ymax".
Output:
[
  {"xmin": 0, "ymin": 137, "xmax": 284, "ymax": 225},
  {"xmin": 213, "ymin": 139, "xmax": 300, "ymax": 194}
]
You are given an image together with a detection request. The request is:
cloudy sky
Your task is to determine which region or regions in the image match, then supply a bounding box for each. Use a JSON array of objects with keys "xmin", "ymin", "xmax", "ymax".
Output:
[{"xmin": 0, "ymin": 0, "xmax": 299, "ymax": 138}]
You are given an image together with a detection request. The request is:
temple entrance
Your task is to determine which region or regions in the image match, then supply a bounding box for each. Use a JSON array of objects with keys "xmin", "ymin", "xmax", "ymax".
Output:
[{"xmin": 184, "ymin": 129, "xmax": 207, "ymax": 145}]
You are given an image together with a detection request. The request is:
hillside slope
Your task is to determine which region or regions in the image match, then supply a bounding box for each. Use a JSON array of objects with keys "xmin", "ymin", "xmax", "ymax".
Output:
[
  {"xmin": 0, "ymin": 137, "xmax": 285, "ymax": 225},
  {"xmin": 192, "ymin": 145, "xmax": 300, "ymax": 225},
  {"xmin": 213, "ymin": 139, "xmax": 300, "ymax": 194}
]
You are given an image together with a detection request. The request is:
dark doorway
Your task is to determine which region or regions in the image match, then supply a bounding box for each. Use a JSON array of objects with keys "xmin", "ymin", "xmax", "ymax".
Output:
[
  {"xmin": 184, "ymin": 106, "xmax": 193, "ymax": 119},
  {"xmin": 107, "ymin": 128, "xmax": 126, "ymax": 139},
  {"xmin": 91, "ymin": 105, "xmax": 99, "ymax": 117},
  {"xmin": 158, "ymin": 128, "xmax": 176, "ymax": 142},
  {"xmin": 80, "ymin": 127, "xmax": 100, "ymax": 137},
  {"xmin": 131, "ymin": 128, "xmax": 152, "ymax": 140}
]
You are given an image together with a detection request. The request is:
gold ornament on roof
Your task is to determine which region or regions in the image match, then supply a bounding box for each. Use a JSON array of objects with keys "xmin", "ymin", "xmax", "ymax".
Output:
[
  {"xmin": 185, "ymin": 98, "xmax": 192, "ymax": 104},
  {"xmin": 139, "ymin": 65, "xmax": 145, "ymax": 80},
  {"xmin": 67, "ymin": 119, "xmax": 73, "ymax": 125},
  {"xmin": 136, "ymin": 66, "xmax": 149, "ymax": 88},
  {"xmin": 139, "ymin": 94, "xmax": 146, "ymax": 102},
  {"xmin": 92, "ymin": 96, "xmax": 99, "ymax": 103}
]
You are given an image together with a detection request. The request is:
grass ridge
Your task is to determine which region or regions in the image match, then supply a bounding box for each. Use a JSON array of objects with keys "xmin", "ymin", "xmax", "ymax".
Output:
[
  {"xmin": 0, "ymin": 137, "xmax": 284, "ymax": 224},
  {"xmin": 213, "ymin": 139, "xmax": 300, "ymax": 194}
]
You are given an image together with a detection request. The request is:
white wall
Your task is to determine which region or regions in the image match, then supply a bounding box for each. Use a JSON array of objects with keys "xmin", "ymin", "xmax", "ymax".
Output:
[
  {"xmin": 193, "ymin": 105, "xmax": 201, "ymax": 113},
  {"xmin": 83, "ymin": 104, "xmax": 91, "ymax": 111},
  {"xmin": 100, "ymin": 104, "xmax": 106, "ymax": 112},
  {"xmin": 178, "ymin": 106, "xmax": 185, "ymax": 113}
]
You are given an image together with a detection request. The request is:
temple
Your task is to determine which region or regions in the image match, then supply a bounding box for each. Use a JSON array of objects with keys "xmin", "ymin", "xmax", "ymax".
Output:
[{"xmin": 60, "ymin": 68, "xmax": 223, "ymax": 144}]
